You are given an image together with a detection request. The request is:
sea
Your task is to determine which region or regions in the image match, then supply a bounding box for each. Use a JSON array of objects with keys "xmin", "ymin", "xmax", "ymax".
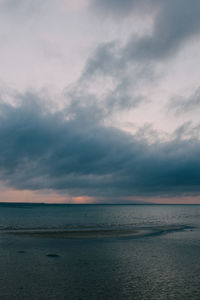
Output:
[{"xmin": 0, "ymin": 203, "xmax": 199, "ymax": 299}]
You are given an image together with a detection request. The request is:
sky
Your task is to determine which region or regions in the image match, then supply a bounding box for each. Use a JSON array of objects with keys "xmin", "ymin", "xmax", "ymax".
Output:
[{"xmin": 1, "ymin": 0, "xmax": 200, "ymax": 204}]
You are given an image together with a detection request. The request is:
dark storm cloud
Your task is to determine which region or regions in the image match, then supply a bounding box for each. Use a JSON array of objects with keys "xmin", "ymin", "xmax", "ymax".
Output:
[
  {"xmin": 92, "ymin": 0, "xmax": 200, "ymax": 61},
  {"xmin": 1, "ymin": 97, "xmax": 200, "ymax": 198},
  {"xmin": 126, "ymin": 0, "xmax": 200, "ymax": 61}
]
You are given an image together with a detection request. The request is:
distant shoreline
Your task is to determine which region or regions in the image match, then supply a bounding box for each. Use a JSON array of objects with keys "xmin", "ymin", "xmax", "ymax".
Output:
[{"xmin": 0, "ymin": 202, "xmax": 200, "ymax": 206}]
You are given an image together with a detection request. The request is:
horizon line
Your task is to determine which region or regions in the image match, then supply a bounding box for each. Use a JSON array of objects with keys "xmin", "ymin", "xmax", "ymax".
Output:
[{"xmin": 0, "ymin": 202, "xmax": 200, "ymax": 205}]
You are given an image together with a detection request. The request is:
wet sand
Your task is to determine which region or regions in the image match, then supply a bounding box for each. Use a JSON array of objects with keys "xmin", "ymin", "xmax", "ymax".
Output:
[{"xmin": 1, "ymin": 224, "xmax": 192, "ymax": 239}]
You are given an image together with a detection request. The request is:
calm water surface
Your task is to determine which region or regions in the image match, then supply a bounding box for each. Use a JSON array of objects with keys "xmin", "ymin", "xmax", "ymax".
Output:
[
  {"xmin": 0, "ymin": 204, "xmax": 199, "ymax": 300},
  {"xmin": 0, "ymin": 203, "xmax": 199, "ymax": 230}
]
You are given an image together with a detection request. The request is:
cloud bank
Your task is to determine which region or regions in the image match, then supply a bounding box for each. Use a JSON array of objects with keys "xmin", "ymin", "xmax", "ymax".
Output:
[{"xmin": 0, "ymin": 97, "xmax": 200, "ymax": 199}]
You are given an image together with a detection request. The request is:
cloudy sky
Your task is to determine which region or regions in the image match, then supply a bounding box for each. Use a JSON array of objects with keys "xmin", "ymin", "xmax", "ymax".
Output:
[{"xmin": 1, "ymin": 0, "xmax": 200, "ymax": 204}]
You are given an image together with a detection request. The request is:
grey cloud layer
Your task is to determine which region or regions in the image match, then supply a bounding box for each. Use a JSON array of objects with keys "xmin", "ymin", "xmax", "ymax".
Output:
[
  {"xmin": 170, "ymin": 87, "xmax": 200, "ymax": 113},
  {"xmin": 93, "ymin": 0, "xmax": 200, "ymax": 60},
  {"xmin": 78, "ymin": 0, "xmax": 200, "ymax": 115},
  {"xmin": 0, "ymin": 0, "xmax": 47, "ymax": 19},
  {"xmin": 78, "ymin": 41, "xmax": 154, "ymax": 113},
  {"xmin": 1, "ymin": 98, "xmax": 200, "ymax": 198},
  {"xmin": 92, "ymin": 0, "xmax": 159, "ymax": 16},
  {"xmin": 1, "ymin": 0, "xmax": 200, "ymax": 201}
]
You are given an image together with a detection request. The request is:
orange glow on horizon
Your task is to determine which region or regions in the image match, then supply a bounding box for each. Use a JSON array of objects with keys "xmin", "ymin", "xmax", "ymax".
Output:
[
  {"xmin": 0, "ymin": 187, "xmax": 200, "ymax": 204},
  {"xmin": 0, "ymin": 187, "xmax": 97, "ymax": 204},
  {"xmin": 71, "ymin": 196, "xmax": 96, "ymax": 204}
]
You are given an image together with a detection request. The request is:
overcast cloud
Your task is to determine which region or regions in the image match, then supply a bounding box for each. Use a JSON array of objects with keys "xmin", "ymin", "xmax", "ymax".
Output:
[
  {"xmin": 0, "ymin": 98, "xmax": 200, "ymax": 199},
  {"xmin": 0, "ymin": 0, "xmax": 200, "ymax": 202}
]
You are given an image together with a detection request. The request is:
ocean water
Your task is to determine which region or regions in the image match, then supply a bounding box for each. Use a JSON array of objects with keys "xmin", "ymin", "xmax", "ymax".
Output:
[
  {"xmin": 0, "ymin": 203, "xmax": 200, "ymax": 231},
  {"xmin": 0, "ymin": 204, "xmax": 200, "ymax": 300}
]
